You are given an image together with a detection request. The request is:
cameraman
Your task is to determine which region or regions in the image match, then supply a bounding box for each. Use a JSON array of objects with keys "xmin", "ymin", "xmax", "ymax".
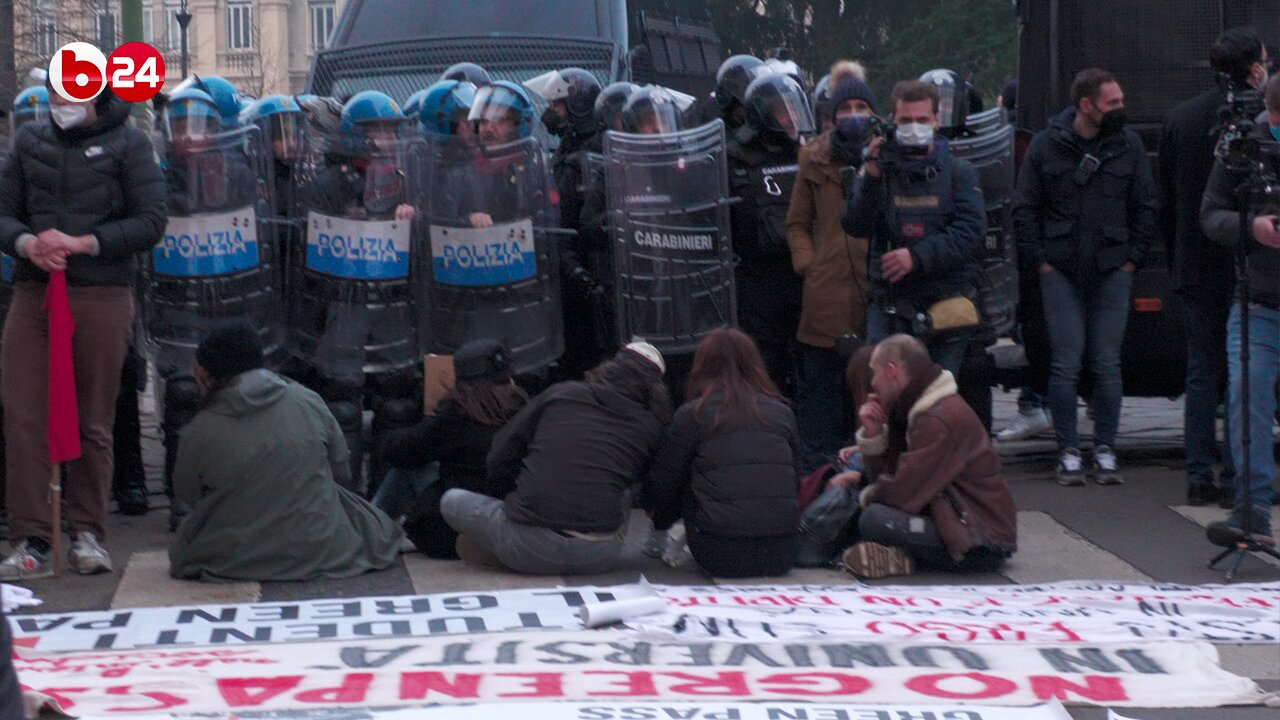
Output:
[
  {"xmin": 841, "ymin": 80, "xmax": 986, "ymax": 376},
  {"xmin": 1199, "ymin": 73, "xmax": 1280, "ymax": 546},
  {"xmin": 1160, "ymin": 28, "xmax": 1267, "ymax": 507},
  {"xmin": 1013, "ymin": 69, "xmax": 1156, "ymax": 488}
]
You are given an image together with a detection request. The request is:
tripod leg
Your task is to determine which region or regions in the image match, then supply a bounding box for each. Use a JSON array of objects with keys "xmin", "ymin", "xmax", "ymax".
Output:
[
  {"xmin": 1207, "ymin": 546, "xmax": 1236, "ymax": 569},
  {"xmin": 1224, "ymin": 548, "xmax": 1247, "ymax": 581}
]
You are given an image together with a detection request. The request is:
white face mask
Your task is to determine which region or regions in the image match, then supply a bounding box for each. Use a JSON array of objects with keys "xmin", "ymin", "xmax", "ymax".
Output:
[
  {"xmin": 895, "ymin": 122, "xmax": 935, "ymax": 148},
  {"xmin": 51, "ymin": 103, "xmax": 89, "ymax": 130}
]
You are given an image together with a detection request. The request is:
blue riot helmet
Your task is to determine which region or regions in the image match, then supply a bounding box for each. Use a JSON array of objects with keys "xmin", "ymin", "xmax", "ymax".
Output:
[
  {"xmin": 467, "ymin": 81, "xmax": 534, "ymax": 145},
  {"xmin": 175, "ymin": 75, "xmax": 243, "ymax": 127},
  {"xmin": 341, "ymin": 90, "xmax": 405, "ymax": 153},
  {"xmin": 419, "ymin": 80, "xmax": 478, "ymax": 138},
  {"xmin": 12, "ymin": 86, "xmax": 49, "ymax": 132},
  {"xmin": 163, "ymin": 88, "xmax": 222, "ymax": 156},
  {"xmin": 246, "ymin": 94, "xmax": 304, "ymax": 164},
  {"xmin": 441, "ymin": 62, "xmax": 493, "ymax": 88},
  {"xmin": 295, "ymin": 93, "xmax": 320, "ymax": 105},
  {"xmin": 402, "ymin": 89, "xmax": 431, "ymax": 122},
  {"xmin": 594, "ymin": 81, "xmax": 638, "ymax": 133}
]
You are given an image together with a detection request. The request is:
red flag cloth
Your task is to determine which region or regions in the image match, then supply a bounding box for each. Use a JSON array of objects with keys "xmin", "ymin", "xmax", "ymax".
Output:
[{"xmin": 45, "ymin": 271, "xmax": 80, "ymax": 464}]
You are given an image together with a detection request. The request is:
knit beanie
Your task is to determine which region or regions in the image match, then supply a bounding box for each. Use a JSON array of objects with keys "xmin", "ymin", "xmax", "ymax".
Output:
[
  {"xmin": 196, "ymin": 321, "xmax": 265, "ymax": 382},
  {"xmin": 829, "ymin": 61, "xmax": 877, "ymax": 114}
]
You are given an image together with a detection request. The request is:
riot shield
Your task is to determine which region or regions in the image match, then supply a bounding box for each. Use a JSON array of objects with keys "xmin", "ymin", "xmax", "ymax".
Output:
[
  {"xmin": 951, "ymin": 112, "xmax": 1018, "ymax": 338},
  {"xmin": 604, "ymin": 120, "xmax": 735, "ymax": 355},
  {"xmin": 144, "ymin": 126, "xmax": 283, "ymax": 379},
  {"xmin": 289, "ymin": 138, "xmax": 422, "ymax": 384},
  {"xmin": 415, "ymin": 135, "xmax": 563, "ymax": 374}
]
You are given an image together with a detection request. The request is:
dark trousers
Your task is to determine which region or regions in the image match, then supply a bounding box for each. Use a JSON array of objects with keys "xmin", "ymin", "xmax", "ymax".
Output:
[
  {"xmin": 1182, "ymin": 287, "xmax": 1235, "ymax": 489},
  {"xmin": 686, "ymin": 524, "xmax": 799, "ymax": 578},
  {"xmin": 858, "ymin": 503, "xmax": 1005, "ymax": 572},
  {"xmin": 797, "ymin": 342, "xmax": 849, "ymax": 471},
  {"xmin": 112, "ymin": 344, "xmax": 147, "ymax": 501},
  {"xmin": 2, "ymin": 284, "xmax": 134, "ymax": 542}
]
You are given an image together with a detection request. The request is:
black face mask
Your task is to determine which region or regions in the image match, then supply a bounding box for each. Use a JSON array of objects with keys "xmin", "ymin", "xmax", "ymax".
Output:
[
  {"xmin": 541, "ymin": 107, "xmax": 569, "ymax": 137},
  {"xmin": 1099, "ymin": 107, "xmax": 1127, "ymax": 135}
]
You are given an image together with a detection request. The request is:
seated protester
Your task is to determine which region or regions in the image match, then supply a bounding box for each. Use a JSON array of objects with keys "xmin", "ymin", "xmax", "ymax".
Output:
[
  {"xmin": 844, "ymin": 334, "xmax": 1017, "ymax": 578},
  {"xmin": 377, "ymin": 339, "xmax": 529, "ymax": 558},
  {"xmin": 832, "ymin": 345, "xmax": 875, "ymax": 489},
  {"xmin": 169, "ymin": 323, "xmax": 403, "ymax": 582},
  {"xmin": 646, "ymin": 329, "xmax": 801, "ymax": 578},
  {"xmin": 441, "ymin": 342, "xmax": 670, "ymax": 575}
]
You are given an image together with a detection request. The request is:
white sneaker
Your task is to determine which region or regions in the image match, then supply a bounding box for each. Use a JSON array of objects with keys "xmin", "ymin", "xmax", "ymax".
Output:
[
  {"xmin": 0, "ymin": 540, "xmax": 52, "ymax": 580},
  {"xmin": 68, "ymin": 532, "xmax": 113, "ymax": 575},
  {"xmin": 1056, "ymin": 448, "xmax": 1085, "ymax": 486},
  {"xmin": 642, "ymin": 529, "xmax": 669, "ymax": 559},
  {"xmin": 1092, "ymin": 445, "xmax": 1123, "ymax": 485},
  {"xmin": 997, "ymin": 408, "xmax": 1051, "ymax": 442}
]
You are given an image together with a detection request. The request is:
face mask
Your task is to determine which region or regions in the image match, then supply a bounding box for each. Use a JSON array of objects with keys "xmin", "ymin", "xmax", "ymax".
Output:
[
  {"xmin": 895, "ymin": 122, "xmax": 934, "ymax": 148},
  {"xmin": 1099, "ymin": 108, "xmax": 1127, "ymax": 135},
  {"xmin": 51, "ymin": 104, "xmax": 89, "ymax": 130},
  {"xmin": 540, "ymin": 107, "xmax": 569, "ymax": 137},
  {"xmin": 835, "ymin": 114, "xmax": 871, "ymax": 142}
]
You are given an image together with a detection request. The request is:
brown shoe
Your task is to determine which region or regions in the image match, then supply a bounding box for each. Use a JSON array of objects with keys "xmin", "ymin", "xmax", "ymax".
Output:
[
  {"xmin": 455, "ymin": 535, "xmax": 504, "ymax": 569},
  {"xmin": 841, "ymin": 541, "xmax": 914, "ymax": 579}
]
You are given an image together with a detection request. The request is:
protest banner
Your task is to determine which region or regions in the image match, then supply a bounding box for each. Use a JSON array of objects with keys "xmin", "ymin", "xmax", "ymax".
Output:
[
  {"xmin": 11, "ymin": 582, "xmax": 1279, "ymax": 652},
  {"xmin": 16, "ymin": 632, "xmax": 1266, "ymax": 714}
]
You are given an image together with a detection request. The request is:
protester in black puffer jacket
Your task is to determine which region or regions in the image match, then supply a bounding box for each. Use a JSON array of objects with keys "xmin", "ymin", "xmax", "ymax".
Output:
[
  {"xmin": 0, "ymin": 87, "xmax": 166, "ymax": 580},
  {"xmin": 647, "ymin": 328, "xmax": 802, "ymax": 577}
]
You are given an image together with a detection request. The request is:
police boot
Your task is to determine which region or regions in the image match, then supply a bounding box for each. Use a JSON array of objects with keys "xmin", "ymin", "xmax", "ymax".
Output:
[
  {"xmin": 112, "ymin": 350, "xmax": 149, "ymax": 516},
  {"xmin": 326, "ymin": 398, "xmax": 365, "ymax": 494},
  {"xmin": 368, "ymin": 394, "xmax": 422, "ymax": 500},
  {"xmin": 162, "ymin": 377, "xmax": 202, "ymax": 532}
]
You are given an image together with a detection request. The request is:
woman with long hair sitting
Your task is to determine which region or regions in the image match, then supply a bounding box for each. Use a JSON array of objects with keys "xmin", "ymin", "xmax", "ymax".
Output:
[
  {"xmin": 646, "ymin": 328, "xmax": 802, "ymax": 577},
  {"xmin": 378, "ymin": 339, "xmax": 528, "ymax": 557},
  {"xmin": 441, "ymin": 342, "xmax": 670, "ymax": 574}
]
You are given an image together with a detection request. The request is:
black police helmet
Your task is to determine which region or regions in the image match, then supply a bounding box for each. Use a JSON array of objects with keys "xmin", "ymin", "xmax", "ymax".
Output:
[
  {"xmin": 715, "ymin": 55, "xmax": 766, "ymax": 116},
  {"xmin": 441, "ymin": 62, "xmax": 493, "ymax": 88}
]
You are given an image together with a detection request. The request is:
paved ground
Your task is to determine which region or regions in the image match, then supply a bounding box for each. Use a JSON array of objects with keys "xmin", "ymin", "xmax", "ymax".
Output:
[{"xmin": 7, "ymin": 389, "xmax": 1280, "ymax": 719}]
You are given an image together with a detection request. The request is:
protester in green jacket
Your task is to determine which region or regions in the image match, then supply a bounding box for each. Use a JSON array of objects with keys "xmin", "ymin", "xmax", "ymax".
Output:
[{"xmin": 169, "ymin": 322, "xmax": 403, "ymax": 582}]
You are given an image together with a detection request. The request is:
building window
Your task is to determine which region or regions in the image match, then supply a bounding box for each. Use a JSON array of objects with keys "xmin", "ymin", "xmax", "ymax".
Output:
[
  {"xmin": 226, "ymin": 0, "xmax": 253, "ymax": 50},
  {"xmin": 161, "ymin": 3, "xmax": 183, "ymax": 50},
  {"xmin": 310, "ymin": 2, "xmax": 335, "ymax": 51},
  {"xmin": 35, "ymin": 1, "xmax": 58, "ymax": 58},
  {"xmin": 94, "ymin": 10, "xmax": 120, "ymax": 48},
  {"xmin": 141, "ymin": 6, "xmax": 155, "ymax": 45}
]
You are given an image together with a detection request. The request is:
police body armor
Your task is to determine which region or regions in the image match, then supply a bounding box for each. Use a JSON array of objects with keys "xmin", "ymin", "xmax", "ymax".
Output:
[
  {"xmin": 145, "ymin": 126, "xmax": 283, "ymax": 377},
  {"xmin": 416, "ymin": 136, "xmax": 563, "ymax": 374},
  {"xmin": 949, "ymin": 107, "xmax": 1018, "ymax": 338},
  {"xmin": 604, "ymin": 120, "xmax": 736, "ymax": 355},
  {"xmin": 290, "ymin": 139, "xmax": 421, "ymax": 384}
]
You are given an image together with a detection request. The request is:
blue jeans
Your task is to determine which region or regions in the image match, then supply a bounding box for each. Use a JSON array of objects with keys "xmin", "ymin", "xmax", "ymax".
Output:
[
  {"xmin": 1040, "ymin": 268, "xmax": 1132, "ymax": 450},
  {"xmin": 866, "ymin": 304, "xmax": 967, "ymax": 377},
  {"xmin": 1226, "ymin": 303, "xmax": 1279, "ymax": 511},
  {"xmin": 372, "ymin": 465, "xmax": 438, "ymax": 520},
  {"xmin": 1183, "ymin": 289, "xmax": 1235, "ymax": 488},
  {"xmin": 797, "ymin": 343, "xmax": 849, "ymax": 470}
]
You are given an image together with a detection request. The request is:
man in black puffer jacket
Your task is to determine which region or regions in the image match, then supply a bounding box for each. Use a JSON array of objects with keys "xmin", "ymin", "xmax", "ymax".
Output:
[{"xmin": 0, "ymin": 87, "xmax": 166, "ymax": 579}]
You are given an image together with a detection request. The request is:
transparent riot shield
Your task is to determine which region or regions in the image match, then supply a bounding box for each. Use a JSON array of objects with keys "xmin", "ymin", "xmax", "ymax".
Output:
[
  {"xmin": 144, "ymin": 125, "xmax": 283, "ymax": 380},
  {"xmin": 952, "ymin": 111, "xmax": 1018, "ymax": 338},
  {"xmin": 604, "ymin": 120, "xmax": 736, "ymax": 355},
  {"xmin": 289, "ymin": 138, "xmax": 422, "ymax": 384},
  {"xmin": 415, "ymin": 135, "xmax": 563, "ymax": 374}
]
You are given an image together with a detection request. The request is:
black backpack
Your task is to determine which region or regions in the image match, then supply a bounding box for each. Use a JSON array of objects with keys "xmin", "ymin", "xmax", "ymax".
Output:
[{"xmin": 795, "ymin": 485, "xmax": 861, "ymax": 567}]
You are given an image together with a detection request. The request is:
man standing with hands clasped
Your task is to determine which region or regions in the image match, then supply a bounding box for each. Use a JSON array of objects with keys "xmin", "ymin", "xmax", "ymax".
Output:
[{"xmin": 0, "ymin": 84, "xmax": 167, "ymax": 579}]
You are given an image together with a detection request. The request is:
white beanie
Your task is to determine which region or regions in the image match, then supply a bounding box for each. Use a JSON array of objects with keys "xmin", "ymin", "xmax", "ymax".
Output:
[{"xmin": 624, "ymin": 340, "xmax": 665, "ymax": 375}]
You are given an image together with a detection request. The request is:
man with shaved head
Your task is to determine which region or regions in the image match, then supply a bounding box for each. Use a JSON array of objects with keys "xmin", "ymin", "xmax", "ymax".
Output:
[{"xmin": 842, "ymin": 334, "xmax": 1017, "ymax": 578}]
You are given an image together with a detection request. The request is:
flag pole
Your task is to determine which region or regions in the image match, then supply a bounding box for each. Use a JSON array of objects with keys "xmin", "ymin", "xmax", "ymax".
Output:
[{"xmin": 50, "ymin": 465, "xmax": 61, "ymax": 576}]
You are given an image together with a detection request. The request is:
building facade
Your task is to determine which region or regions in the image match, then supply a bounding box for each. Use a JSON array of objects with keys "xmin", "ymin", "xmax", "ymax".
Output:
[{"xmin": 13, "ymin": 0, "xmax": 347, "ymax": 96}]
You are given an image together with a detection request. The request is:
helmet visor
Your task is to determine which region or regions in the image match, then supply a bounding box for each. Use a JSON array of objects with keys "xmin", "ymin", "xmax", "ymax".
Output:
[
  {"xmin": 468, "ymin": 86, "xmax": 523, "ymax": 143},
  {"xmin": 628, "ymin": 99, "xmax": 681, "ymax": 135},
  {"xmin": 756, "ymin": 85, "xmax": 816, "ymax": 141},
  {"xmin": 164, "ymin": 103, "xmax": 220, "ymax": 142},
  {"xmin": 264, "ymin": 113, "xmax": 303, "ymax": 162},
  {"xmin": 12, "ymin": 105, "xmax": 49, "ymax": 131}
]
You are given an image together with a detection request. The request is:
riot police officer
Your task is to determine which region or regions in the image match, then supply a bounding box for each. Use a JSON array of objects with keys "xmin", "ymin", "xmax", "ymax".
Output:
[
  {"xmin": 173, "ymin": 75, "xmax": 243, "ymax": 128},
  {"xmin": 728, "ymin": 73, "xmax": 815, "ymax": 399},
  {"xmin": 245, "ymin": 95, "xmax": 305, "ymax": 218},
  {"xmin": 402, "ymin": 88, "xmax": 431, "ymax": 129},
  {"xmin": 920, "ymin": 69, "xmax": 982, "ymax": 139},
  {"xmin": 713, "ymin": 55, "xmax": 767, "ymax": 131},
  {"xmin": 9, "ymin": 87, "xmax": 48, "ymax": 137},
  {"xmin": 440, "ymin": 62, "xmax": 493, "ymax": 87}
]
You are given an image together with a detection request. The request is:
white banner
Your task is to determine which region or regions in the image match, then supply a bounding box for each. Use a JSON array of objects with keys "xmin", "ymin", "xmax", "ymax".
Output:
[
  {"xmin": 12, "ymin": 582, "xmax": 1279, "ymax": 652},
  {"xmin": 77, "ymin": 699, "xmax": 1076, "ymax": 720},
  {"xmin": 18, "ymin": 632, "xmax": 1265, "ymax": 714}
]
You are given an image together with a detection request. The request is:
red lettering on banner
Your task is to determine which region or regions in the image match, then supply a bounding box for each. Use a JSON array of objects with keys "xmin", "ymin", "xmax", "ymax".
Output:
[
  {"xmin": 756, "ymin": 672, "xmax": 872, "ymax": 696},
  {"xmin": 27, "ymin": 686, "xmax": 88, "ymax": 711},
  {"xmin": 104, "ymin": 685, "xmax": 187, "ymax": 712},
  {"xmin": 218, "ymin": 676, "xmax": 303, "ymax": 707},
  {"xmin": 495, "ymin": 672, "xmax": 565, "ymax": 698},
  {"xmin": 294, "ymin": 673, "xmax": 373, "ymax": 703},
  {"xmin": 583, "ymin": 671, "xmax": 658, "ymax": 697},
  {"xmin": 1030, "ymin": 675, "xmax": 1128, "ymax": 702},
  {"xmin": 398, "ymin": 672, "xmax": 482, "ymax": 700},
  {"xmin": 662, "ymin": 671, "xmax": 751, "ymax": 696},
  {"xmin": 905, "ymin": 672, "xmax": 1018, "ymax": 700},
  {"xmin": 1043, "ymin": 622, "xmax": 1084, "ymax": 642}
]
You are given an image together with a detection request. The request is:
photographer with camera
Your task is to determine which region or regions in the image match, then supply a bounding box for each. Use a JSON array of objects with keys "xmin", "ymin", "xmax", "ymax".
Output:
[
  {"xmin": 1160, "ymin": 28, "xmax": 1267, "ymax": 507},
  {"xmin": 1012, "ymin": 69, "xmax": 1156, "ymax": 488},
  {"xmin": 841, "ymin": 80, "xmax": 987, "ymax": 378},
  {"xmin": 1199, "ymin": 73, "xmax": 1280, "ymax": 547}
]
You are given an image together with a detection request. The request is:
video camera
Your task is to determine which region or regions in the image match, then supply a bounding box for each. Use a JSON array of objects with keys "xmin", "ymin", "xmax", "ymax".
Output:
[{"xmin": 1215, "ymin": 72, "xmax": 1273, "ymax": 170}]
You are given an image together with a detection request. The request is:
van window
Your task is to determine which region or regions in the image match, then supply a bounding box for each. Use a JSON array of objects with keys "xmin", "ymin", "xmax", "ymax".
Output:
[{"xmin": 339, "ymin": 0, "xmax": 608, "ymax": 45}]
